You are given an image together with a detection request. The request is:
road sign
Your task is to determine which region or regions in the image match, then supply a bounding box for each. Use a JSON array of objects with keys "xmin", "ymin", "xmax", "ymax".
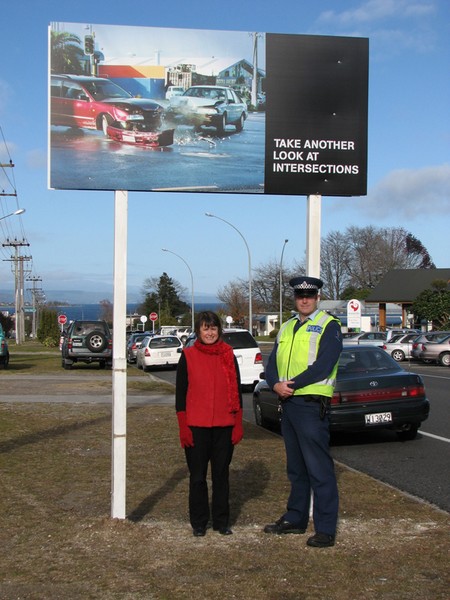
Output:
[
  {"xmin": 347, "ymin": 299, "xmax": 362, "ymax": 329},
  {"xmin": 149, "ymin": 312, "xmax": 158, "ymax": 322},
  {"xmin": 140, "ymin": 315, "xmax": 148, "ymax": 323},
  {"xmin": 58, "ymin": 314, "xmax": 67, "ymax": 325}
]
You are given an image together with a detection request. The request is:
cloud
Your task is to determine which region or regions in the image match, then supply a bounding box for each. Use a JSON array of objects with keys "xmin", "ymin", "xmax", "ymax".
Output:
[
  {"xmin": 364, "ymin": 164, "xmax": 450, "ymax": 218},
  {"xmin": 318, "ymin": 0, "xmax": 436, "ymax": 25}
]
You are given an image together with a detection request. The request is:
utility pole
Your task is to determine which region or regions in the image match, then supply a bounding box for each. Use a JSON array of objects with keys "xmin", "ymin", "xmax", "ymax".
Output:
[
  {"xmin": 2, "ymin": 240, "xmax": 31, "ymax": 344},
  {"xmin": 26, "ymin": 275, "xmax": 42, "ymax": 338}
]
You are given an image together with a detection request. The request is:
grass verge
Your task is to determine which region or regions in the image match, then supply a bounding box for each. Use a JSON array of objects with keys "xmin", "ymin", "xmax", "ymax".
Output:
[{"xmin": 1, "ymin": 401, "xmax": 449, "ymax": 600}]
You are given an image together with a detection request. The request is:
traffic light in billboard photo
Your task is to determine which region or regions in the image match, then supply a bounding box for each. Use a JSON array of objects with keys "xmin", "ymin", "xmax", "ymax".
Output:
[{"xmin": 84, "ymin": 35, "xmax": 94, "ymax": 55}]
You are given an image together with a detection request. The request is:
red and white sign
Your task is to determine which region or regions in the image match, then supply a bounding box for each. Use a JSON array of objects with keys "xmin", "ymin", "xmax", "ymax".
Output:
[
  {"xmin": 347, "ymin": 299, "xmax": 362, "ymax": 329},
  {"xmin": 58, "ymin": 314, "xmax": 67, "ymax": 325},
  {"xmin": 149, "ymin": 312, "xmax": 158, "ymax": 322}
]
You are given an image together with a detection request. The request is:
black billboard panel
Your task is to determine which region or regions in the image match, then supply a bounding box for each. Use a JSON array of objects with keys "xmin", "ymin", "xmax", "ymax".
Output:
[{"xmin": 265, "ymin": 34, "xmax": 368, "ymax": 196}]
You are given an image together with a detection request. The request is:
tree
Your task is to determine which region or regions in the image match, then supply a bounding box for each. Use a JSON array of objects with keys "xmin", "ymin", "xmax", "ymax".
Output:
[
  {"xmin": 36, "ymin": 308, "xmax": 60, "ymax": 347},
  {"xmin": 412, "ymin": 280, "xmax": 450, "ymax": 330},
  {"xmin": 99, "ymin": 299, "xmax": 113, "ymax": 325},
  {"xmin": 139, "ymin": 273, "xmax": 190, "ymax": 324},
  {"xmin": 217, "ymin": 281, "xmax": 248, "ymax": 325},
  {"xmin": 50, "ymin": 31, "xmax": 84, "ymax": 74},
  {"xmin": 320, "ymin": 226, "xmax": 435, "ymax": 299},
  {"xmin": 0, "ymin": 313, "xmax": 14, "ymax": 337}
]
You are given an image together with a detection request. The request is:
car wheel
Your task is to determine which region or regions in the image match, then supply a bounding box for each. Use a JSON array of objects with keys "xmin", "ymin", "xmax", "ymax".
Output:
[
  {"xmin": 253, "ymin": 397, "xmax": 269, "ymax": 428},
  {"xmin": 63, "ymin": 359, "xmax": 72, "ymax": 370},
  {"xmin": 216, "ymin": 113, "xmax": 227, "ymax": 135},
  {"xmin": 396, "ymin": 424, "xmax": 419, "ymax": 441},
  {"xmin": 235, "ymin": 113, "xmax": 245, "ymax": 132},
  {"xmin": 391, "ymin": 349, "xmax": 405, "ymax": 362},
  {"xmin": 86, "ymin": 331, "xmax": 107, "ymax": 353},
  {"xmin": 439, "ymin": 352, "xmax": 450, "ymax": 367},
  {"xmin": 0, "ymin": 355, "xmax": 8, "ymax": 369},
  {"xmin": 101, "ymin": 114, "xmax": 112, "ymax": 136}
]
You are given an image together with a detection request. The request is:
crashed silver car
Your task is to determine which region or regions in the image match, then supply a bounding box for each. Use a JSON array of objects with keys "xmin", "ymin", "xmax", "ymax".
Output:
[{"xmin": 166, "ymin": 85, "xmax": 247, "ymax": 134}]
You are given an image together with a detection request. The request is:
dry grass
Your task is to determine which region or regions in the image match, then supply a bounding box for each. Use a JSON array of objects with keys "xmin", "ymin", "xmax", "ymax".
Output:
[{"xmin": 1, "ymin": 400, "xmax": 449, "ymax": 600}]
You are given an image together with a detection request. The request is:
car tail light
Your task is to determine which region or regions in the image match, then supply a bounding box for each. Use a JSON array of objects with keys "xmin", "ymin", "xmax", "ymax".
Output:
[
  {"xmin": 382, "ymin": 344, "xmax": 387, "ymax": 350},
  {"xmin": 1, "ymin": 340, "xmax": 5, "ymax": 351},
  {"xmin": 68, "ymin": 338, "xmax": 73, "ymax": 349},
  {"xmin": 332, "ymin": 383, "xmax": 425, "ymax": 404},
  {"xmin": 145, "ymin": 348, "xmax": 151, "ymax": 357},
  {"xmin": 254, "ymin": 352, "xmax": 263, "ymax": 365},
  {"xmin": 108, "ymin": 339, "xmax": 113, "ymax": 349}
]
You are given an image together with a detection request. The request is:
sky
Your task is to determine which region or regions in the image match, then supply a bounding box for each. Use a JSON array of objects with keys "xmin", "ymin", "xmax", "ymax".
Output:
[{"xmin": 0, "ymin": 0, "xmax": 449, "ymax": 306}]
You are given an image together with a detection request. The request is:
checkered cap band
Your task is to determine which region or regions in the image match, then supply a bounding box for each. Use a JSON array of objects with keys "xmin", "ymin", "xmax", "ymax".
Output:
[{"xmin": 293, "ymin": 281, "xmax": 319, "ymax": 290}]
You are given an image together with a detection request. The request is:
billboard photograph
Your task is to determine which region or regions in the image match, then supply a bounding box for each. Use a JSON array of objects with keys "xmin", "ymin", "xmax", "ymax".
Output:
[{"xmin": 49, "ymin": 23, "xmax": 368, "ymax": 197}]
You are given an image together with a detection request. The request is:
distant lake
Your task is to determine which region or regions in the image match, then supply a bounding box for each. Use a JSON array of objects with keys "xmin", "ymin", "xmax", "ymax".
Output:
[{"xmin": 0, "ymin": 302, "xmax": 222, "ymax": 322}]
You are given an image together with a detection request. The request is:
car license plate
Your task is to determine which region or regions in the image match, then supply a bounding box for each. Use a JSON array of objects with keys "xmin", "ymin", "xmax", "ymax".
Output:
[
  {"xmin": 72, "ymin": 341, "xmax": 82, "ymax": 347},
  {"xmin": 365, "ymin": 412, "xmax": 393, "ymax": 425},
  {"xmin": 160, "ymin": 351, "xmax": 171, "ymax": 357},
  {"xmin": 123, "ymin": 134, "xmax": 135, "ymax": 142}
]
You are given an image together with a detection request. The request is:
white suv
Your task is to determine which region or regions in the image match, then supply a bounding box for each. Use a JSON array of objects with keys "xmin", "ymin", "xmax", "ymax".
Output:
[{"xmin": 184, "ymin": 328, "xmax": 263, "ymax": 390}]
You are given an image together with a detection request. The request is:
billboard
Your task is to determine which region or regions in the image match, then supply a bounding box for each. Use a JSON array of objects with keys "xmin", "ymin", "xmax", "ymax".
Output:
[{"xmin": 49, "ymin": 23, "xmax": 368, "ymax": 196}]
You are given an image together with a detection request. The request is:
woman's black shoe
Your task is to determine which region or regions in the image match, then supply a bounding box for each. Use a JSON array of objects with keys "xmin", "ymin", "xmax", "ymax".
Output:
[
  {"xmin": 192, "ymin": 527, "xmax": 206, "ymax": 537},
  {"xmin": 216, "ymin": 527, "xmax": 233, "ymax": 535}
]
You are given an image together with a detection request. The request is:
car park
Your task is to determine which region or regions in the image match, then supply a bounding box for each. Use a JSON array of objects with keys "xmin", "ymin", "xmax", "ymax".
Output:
[
  {"xmin": 411, "ymin": 331, "xmax": 450, "ymax": 361},
  {"xmin": 382, "ymin": 332, "xmax": 421, "ymax": 362},
  {"xmin": 167, "ymin": 85, "xmax": 248, "ymax": 134},
  {"xmin": 418, "ymin": 335, "xmax": 450, "ymax": 366},
  {"xmin": 61, "ymin": 320, "xmax": 112, "ymax": 369},
  {"xmin": 50, "ymin": 74, "xmax": 171, "ymax": 146},
  {"xmin": 158, "ymin": 326, "xmax": 192, "ymax": 344},
  {"xmin": 136, "ymin": 335, "xmax": 183, "ymax": 370},
  {"xmin": 126, "ymin": 331, "xmax": 154, "ymax": 363},
  {"xmin": 184, "ymin": 328, "xmax": 263, "ymax": 390},
  {"xmin": 342, "ymin": 331, "xmax": 387, "ymax": 348},
  {"xmin": 253, "ymin": 345, "xmax": 429, "ymax": 441},
  {"xmin": 385, "ymin": 328, "xmax": 420, "ymax": 342},
  {"xmin": 0, "ymin": 323, "xmax": 9, "ymax": 369}
]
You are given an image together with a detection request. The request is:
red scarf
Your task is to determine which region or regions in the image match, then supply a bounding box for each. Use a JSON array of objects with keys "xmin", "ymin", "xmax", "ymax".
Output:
[{"xmin": 193, "ymin": 339, "xmax": 240, "ymax": 413}]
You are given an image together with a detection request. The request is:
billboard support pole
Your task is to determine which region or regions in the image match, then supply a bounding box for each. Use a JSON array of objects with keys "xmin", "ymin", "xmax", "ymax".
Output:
[
  {"xmin": 306, "ymin": 194, "xmax": 321, "ymax": 278},
  {"xmin": 111, "ymin": 190, "xmax": 128, "ymax": 519}
]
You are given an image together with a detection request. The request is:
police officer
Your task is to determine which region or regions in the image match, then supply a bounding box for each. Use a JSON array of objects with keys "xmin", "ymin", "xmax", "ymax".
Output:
[{"xmin": 263, "ymin": 276, "xmax": 343, "ymax": 548}]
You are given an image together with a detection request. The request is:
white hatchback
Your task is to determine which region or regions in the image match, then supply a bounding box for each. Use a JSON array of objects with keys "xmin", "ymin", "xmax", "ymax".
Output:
[{"xmin": 136, "ymin": 335, "xmax": 183, "ymax": 370}]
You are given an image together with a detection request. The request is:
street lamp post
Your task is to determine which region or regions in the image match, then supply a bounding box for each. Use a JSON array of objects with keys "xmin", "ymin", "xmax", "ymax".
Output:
[
  {"xmin": 205, "ymin": 212, "xmax": 252, "ymax": 335},
  {"xmin": 279, "ymin": 239, "xmax": 289, "ymax": 330},
  {"xmin": 161, "ymin": 248, "xmax": 195, "ymax": 331},
  {"xmin": 0, "ymin": 208, "xmax": 25, "ymax": 221}
]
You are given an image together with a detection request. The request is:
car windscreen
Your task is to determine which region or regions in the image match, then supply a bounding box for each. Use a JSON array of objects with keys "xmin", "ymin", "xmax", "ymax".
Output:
[
  {"xmin": 222, "ymin": 332, "xmax": 258, "ymax": 350},
  {"xmin": 338, "ymin": 349, "xmax": 399, "ymax": 373},
  {"xmin": 83, "ymin": 80, "xmax": 131, "ymax": 100},
  {"xmin": 149, "ymin": 337, "xmax": 180, "ymax": 349},
  {"xmin": 72, "ymin": 322, "xmax": 108, "ymax": 335}
]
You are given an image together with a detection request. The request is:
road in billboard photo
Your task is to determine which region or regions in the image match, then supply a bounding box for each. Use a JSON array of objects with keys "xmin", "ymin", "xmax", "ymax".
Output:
[{"xmin": 49, "ymin": 23, "xmax": 266, "ymax": 193}]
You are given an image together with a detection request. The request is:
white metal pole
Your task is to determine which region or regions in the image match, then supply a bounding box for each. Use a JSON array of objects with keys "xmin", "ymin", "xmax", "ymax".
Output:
[
  {"xmin": 111, "ymin": 190, "xmax": 128, "ymax": 519},
  {"xmin": 306, "ymin": 194, "xmax": 322, "ymax": 278},
  {"xmin": 162, "ymin": 248, "xmax": 195, "ymax": 331},
  {"xmin": 279, "ymin": 239, "xmax": 289, "ymax": 328}
]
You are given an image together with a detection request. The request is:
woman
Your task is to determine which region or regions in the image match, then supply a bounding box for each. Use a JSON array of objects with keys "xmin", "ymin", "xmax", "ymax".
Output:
[{"xmin": 176, "ymin": 311, "xmax": 243, "ymax": 537}]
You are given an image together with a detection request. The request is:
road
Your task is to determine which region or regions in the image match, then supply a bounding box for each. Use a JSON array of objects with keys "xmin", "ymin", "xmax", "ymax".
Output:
[
  {"xmin": 146, "ymin": 348, "xmax": 450, "ymax": 513},
  {"xmin": 50, "ymin": 112, "xmax": 265, "ymax": 192}
]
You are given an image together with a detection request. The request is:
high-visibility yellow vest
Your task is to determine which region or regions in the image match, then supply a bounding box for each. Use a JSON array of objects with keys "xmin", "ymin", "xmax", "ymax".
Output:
[{"xmin": 276, "ymin": 310, "xmax": 339, "ymax": 398}]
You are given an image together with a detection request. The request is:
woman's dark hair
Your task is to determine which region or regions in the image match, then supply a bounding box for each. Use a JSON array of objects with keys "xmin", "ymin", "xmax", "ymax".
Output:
[{"xmin": 194, "ymin": 311, "xmax": 223, "ymax": 337}]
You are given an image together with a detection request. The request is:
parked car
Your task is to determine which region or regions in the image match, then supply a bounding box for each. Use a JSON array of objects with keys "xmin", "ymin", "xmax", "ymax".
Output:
[
  {"xmin": 165, "ymin": 85, "xmax": 185, "ymax": 100},
  {"xmin": 136, "ymin": 335, "xmax": 183, "ymax": 370},
  {"xmin": 184, "ymin": 328, "xmax": 263, "ymax": 390},
  {"xmin": 342, "ymin": 331, "xmax": 387, "ymax": 348},
  {"xmin": 385, "ymin": 328, "xmax": 420, "ymax": 342},
  {"xmin": 61, "ymin": 320, "xmax": 112, "ymax": 369},
  {"xmin": 382, "ymin": 332, "xmax": 422, "ymax": 362},
  {"xmin": 50, "ymin": 74, "xmax": 171, "ymax": 146},
  {"xmin": 411, "ymin": 331, "xmax": 450, "ymax": 361},
  {"xmin": 253, "ymin": 346, "xmax": 430, "ymax": 441},
  {"xmin": 167, "ymin": 85, "xmax": 248, "ymax": 134},
  {"xmin": 0, "ymin": 324, "xmax": 9, "ymax": 369},
  {"xmin": 418, "ymin": 335, "xmax": 450, "ymax": 366},
  {"xmin": 126, "ymin": 332, "xmax": 154, "ymax": 363},
  {"xmin": 158, "ymin": 326, "xmax": 192, "ymax": 344}
]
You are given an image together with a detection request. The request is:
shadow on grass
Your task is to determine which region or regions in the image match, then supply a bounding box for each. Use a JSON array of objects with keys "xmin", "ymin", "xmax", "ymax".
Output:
[{"xmin": 127, "ymin": 466, "xmax": 187, "ymax": 522}]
